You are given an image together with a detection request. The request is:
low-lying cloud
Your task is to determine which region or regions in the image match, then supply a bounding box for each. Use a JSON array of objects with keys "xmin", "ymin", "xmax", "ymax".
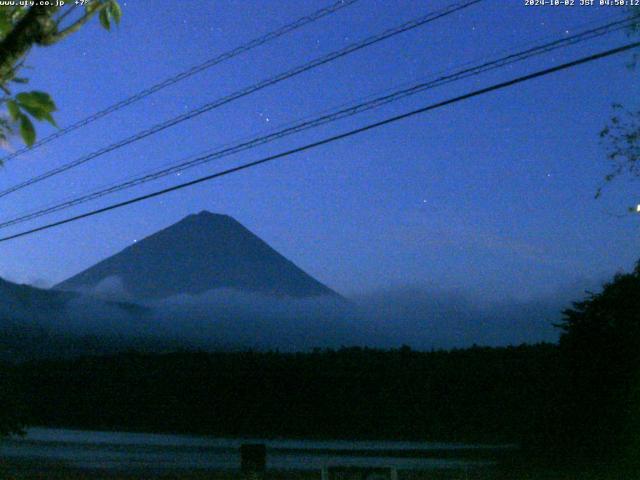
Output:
[
  {"xmin": 1, "ymin": 273, "xmax": 577, "ymax": 359},
  {"xmin": 48, "ymin": 278, "xmax": 569, "ymax": 351}
]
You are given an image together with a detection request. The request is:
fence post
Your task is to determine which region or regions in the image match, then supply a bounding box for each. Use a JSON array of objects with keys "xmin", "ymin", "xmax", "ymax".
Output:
[{"xmin": 241, "ymin": 443, "xmax": 266, "ymax": 479}]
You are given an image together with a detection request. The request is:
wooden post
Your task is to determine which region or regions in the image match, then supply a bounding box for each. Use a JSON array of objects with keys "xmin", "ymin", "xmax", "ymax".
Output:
[{"xmin": 241, "ymin": 443, "xmax": 266, "ymax": 479}]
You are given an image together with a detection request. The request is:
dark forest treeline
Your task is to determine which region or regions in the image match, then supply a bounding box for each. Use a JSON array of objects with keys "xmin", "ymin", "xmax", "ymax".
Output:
[
  {"xmin": 7, "ymin": 344, "xmax": 561, "ymax": 444},
  {"xmin": 3, "ymin": 262, "xmax": 640, "ymax": 466}
]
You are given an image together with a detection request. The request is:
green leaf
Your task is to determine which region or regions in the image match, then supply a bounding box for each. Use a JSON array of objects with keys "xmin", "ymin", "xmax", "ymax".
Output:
[
  {"xmin": 99, "ymin": 8, "xmax": 110, "ymax": 30},
  {"xmin": 11, "ymin": 6, "xmax": 29, "ymax": 23},
  {"xmin": 16, "ymin": 91, "xmax": 55, "ymax": 112},
  {"xmin": 0, "ymin": 16, "xmax": 12, "ymax": 38},
  {"xmin": 10, "ymin": 91, "xmax": 57, "ymax": 129},
  {"xmin": 21, "ymin": 106, "xmax": 57, "ymax": 127},
  {"xmin": 109, "ymin": 1, "xmax": 122, "ymax": 24},
  {"xmin": 42, "ymin": 111, "xmax": 57, "ymax": 127},
  {"xmin": 18, "ymin": 114, "xmax": 35, "ymax": 147},
  {"xmin": 6, "ymin": 99, "xmax": 20, "ymax": 121},
  {"xmin": 15, "ymin": 91, "xmax": 56, "ymax": 126},
  {"xmin": 19, "ymin": 103, "xmax": 47, "ymax": 120},
  {"xmin": 11, "ymin": 77, "xmax": 28, "ymax": 84}
]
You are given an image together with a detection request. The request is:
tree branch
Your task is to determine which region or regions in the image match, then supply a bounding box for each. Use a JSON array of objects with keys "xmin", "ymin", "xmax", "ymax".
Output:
[
  {"xmin": 54, "ymin": 5, "xmax": 76, "ymax": 26},
  {"xmin": 0, "ymin": 5, "xmax": 59, "ymax": 84},
  {"xmin": 40, "ymin": 3, "xmax": 107, "ymax": 46}
]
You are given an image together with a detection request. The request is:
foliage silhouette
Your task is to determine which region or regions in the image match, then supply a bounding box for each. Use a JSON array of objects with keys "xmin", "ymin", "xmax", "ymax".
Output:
[
  {"xmin": 12, "ymin": 344, "xmax": 560, "ymax": 444},
  {"xmin": 0, "ymin": 1, "xmax": 120, "ymax": 148},
  {"xmin": 554, "ymin": 261, "xmax": 640, "ymax": 463},
  {"xmin": 597, "ymin": 5, "xmax": 640, "ymax": 206}
]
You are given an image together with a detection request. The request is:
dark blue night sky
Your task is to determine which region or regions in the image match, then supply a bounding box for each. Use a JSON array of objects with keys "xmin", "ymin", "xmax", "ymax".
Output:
[{"xmin": 0, "ymin": 0, "xmax": 638, "ymax": 310}]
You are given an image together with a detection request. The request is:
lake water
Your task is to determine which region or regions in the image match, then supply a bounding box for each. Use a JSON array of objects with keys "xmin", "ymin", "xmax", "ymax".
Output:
[{"xmin": 0, "ymin": 427, "xmax": 504, "ymax": 472}]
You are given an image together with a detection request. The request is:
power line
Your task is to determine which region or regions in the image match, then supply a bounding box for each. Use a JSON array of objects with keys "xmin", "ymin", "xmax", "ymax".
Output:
[
  {"xmin": 1, "ymin": 40, "xmax": 637, "ymax": 243},
  {"xmin": 0, "ymin": 15, "xmax": 633, "ymax": 230},
  {"xmin": 0, "ymin": 0, "xmax": 482, "ymax": 199},
  {"xmin": 0, "ymin": 0, "xmax": 360, "ymax": 164}
]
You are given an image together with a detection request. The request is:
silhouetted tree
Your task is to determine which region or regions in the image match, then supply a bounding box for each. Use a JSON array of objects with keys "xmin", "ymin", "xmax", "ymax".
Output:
[
  {"xmin": 0, "ymin": 362, "xmax": 24, "ymax": 437},
  {"xmin": 555, "ymin": 261, "xmax": 640, "ymax": 462},
  {"xmin": 596, "ymin": 6, "xmax": 640, "ymax": 207},
  {"xmin": 15, "ymin": 345, "xmax": 560, "ymax": 444}
]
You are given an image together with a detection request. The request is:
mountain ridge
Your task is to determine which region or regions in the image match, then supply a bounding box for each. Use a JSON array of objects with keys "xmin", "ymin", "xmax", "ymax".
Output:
[{"xmin": 55, "ymin": 211, "xmax": 339, "ymax": 300}]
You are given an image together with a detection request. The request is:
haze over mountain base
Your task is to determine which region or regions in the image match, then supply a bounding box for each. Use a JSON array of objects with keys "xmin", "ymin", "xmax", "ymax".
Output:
[
  {"xmin": 0, "ymin": 277, "xmax": 563, "ymax": 362},
  {"xmin": 0, "ymin": 212, "xmax": 566, "ymax": 361}
]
